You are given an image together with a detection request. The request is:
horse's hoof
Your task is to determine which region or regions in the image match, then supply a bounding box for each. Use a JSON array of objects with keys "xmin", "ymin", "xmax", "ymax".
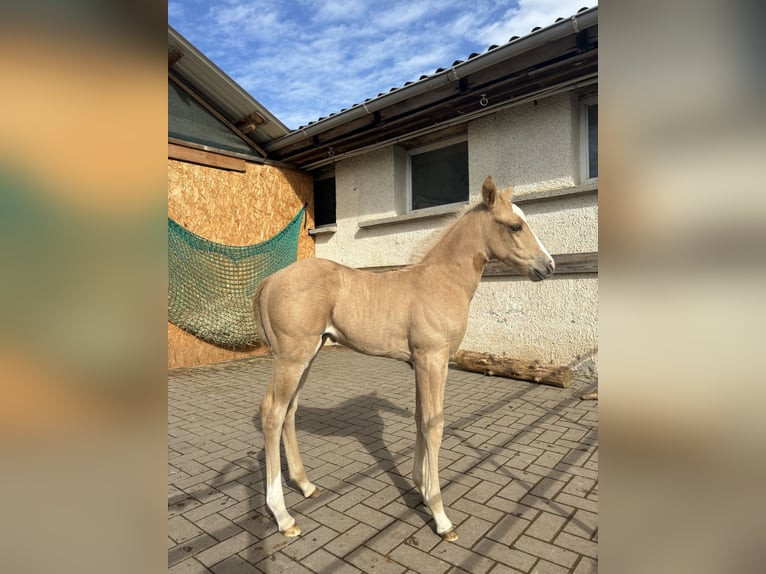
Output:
[
  {"xmin": 308, "ymin": 486, "xmax": 321, "ymax": 499},
  {"xmin": 439, "ymin": 528, "xmax": 459, "ymax": 542},
  {"xmin": 281, "ymin": 522, "xmax": 301, "ymax": 537}
]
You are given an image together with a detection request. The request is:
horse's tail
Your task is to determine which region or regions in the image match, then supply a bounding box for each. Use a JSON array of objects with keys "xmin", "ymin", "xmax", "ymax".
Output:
[{"xmin": 252, "ymin": 280, "xmax": 272, "ymax": 351}]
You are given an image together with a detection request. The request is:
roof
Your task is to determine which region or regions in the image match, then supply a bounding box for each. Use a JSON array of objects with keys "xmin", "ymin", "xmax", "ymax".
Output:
[
  {"xmin": 168, "ymin": 26, "xmax": 290, "ymax": 148},
  {"xmin": 265, "ymin": 6, "xmax": 598, "ymax": 170}
]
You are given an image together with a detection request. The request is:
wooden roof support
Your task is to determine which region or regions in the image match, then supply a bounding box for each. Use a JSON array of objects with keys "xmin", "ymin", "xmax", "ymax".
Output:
[{"xmin": 236, "ymin": 112, "xmax": 267, "ymax": 134}]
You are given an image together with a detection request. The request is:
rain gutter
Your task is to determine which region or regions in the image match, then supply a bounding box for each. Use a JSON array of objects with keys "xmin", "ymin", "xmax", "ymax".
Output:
[{"xmin": 300, "ymin": 73, "xmax": 597, "ymax": 171}]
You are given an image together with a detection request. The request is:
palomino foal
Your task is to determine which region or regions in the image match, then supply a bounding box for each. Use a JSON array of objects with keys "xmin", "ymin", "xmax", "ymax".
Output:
[{"xmin": 255, "ymin": 176, "xmax": 554, "ymax": 541}]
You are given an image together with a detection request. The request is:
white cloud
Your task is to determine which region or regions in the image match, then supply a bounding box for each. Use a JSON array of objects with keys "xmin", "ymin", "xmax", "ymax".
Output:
[
  {"xmin": 482, "ymin": 0, "xmax": 594, "ymax": 46},
  {"xmin": 311, "ymin": 0, "xmax": 369, "ymax": 22},
  {"xmin": 169, "ymin": 0, "xmax": 597, "ymax": 129}
]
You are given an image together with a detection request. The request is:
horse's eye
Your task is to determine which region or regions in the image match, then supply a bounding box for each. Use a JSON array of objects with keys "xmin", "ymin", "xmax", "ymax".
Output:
[{"xmin": 508, "ymin": 224, "xmax": 522, "ymax": 233}]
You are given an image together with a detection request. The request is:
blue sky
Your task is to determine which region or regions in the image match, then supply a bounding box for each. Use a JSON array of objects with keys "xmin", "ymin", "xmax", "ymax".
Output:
[{"xmin": 169, "ymin": 0, "xmax": 597, "ymax": 131}]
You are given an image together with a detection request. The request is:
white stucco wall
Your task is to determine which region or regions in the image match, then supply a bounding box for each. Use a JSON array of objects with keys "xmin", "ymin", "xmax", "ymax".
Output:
[
  {"xmin": 314, "ymin": 92, "xmax": 597, "ymax": 374},
  {"xmin": 469, "ymin": 93, "xmax": 578, "ymax": 195}
]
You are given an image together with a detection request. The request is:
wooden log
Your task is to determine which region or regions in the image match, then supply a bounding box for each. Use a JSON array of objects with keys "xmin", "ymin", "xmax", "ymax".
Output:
[{"xmin": 454, "ymin": 350, "xmax": 572, "ymax": 388}]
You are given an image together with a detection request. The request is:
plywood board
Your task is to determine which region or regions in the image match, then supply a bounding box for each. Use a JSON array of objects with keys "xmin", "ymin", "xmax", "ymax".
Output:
[{"xmin": 168, "ymin": 158, "xmax": 314, "ymax": 369}]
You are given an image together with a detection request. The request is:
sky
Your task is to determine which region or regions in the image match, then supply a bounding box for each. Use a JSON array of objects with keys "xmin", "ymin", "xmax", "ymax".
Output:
[{"xmin": 169, "ymin": 0, "xmax": 597, "ymax": 131}]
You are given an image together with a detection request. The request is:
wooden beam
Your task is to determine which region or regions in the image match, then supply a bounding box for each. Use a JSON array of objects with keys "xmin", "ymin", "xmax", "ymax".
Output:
[
  {"xmin": 361, "ymin": 252, "xmax": 598, "ymax": 276},
  {"xmin": 168, "ymin": 142, "xmax": 247, "ymax": 172},
  {"xmin": 483, "ymin": 252, "xmax": 598, "ymax": 277},
  {"xmin": 236, "ymin": 112, "xmax": 267, "ymax": 134},
  {"xmin": 168, "ymin": 48, "xmax": 183, "ymax": 68},
  {"xmin": 455, "ymin": 350, "xmax": 572, "ymax": 388}
]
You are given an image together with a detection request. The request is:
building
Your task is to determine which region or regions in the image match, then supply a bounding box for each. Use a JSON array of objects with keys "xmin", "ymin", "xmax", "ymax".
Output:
[
  {"xmin": 266, "ymin": 6, "xmax": 599, "ymax": 377},
  {"xmin": 168, "ymin": 5, "xmax": 598, "ymax": 377}
]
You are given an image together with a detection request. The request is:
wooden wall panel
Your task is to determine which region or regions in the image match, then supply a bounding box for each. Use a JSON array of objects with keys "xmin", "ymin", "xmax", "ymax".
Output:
[
  {"xmin": 168, "ymin": 156, "xmax": 314, "ymax": 369},
  {"xmin": 168, "ymin": 322, "xmax": 268, "ymax": 369}
]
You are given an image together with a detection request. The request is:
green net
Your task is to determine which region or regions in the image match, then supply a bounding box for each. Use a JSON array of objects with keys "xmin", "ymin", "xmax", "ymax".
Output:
[{"xmin": 168, "ymin": 207, "xmax": 305, "ymax": 348}]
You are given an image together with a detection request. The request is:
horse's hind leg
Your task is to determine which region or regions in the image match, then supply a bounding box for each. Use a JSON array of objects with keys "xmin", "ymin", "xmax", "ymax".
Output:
[
  {"xmin": 260, "ymin": 338, "xmax": 323, "ymax": 537},
  {"xmin": 282, "ymin": 354, "xmax": 323, "ymax": 499}
]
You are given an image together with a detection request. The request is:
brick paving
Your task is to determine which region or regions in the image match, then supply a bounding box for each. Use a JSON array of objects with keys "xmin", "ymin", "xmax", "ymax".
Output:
[{"xmin": 169, "ymin": 347, "xmax": 598, "ymax": 573}]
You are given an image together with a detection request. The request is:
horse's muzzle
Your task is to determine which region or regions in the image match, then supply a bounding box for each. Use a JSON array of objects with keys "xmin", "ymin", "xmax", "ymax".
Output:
[{"xmin": 529, "ymin": 258, "xmax": 555, "ymax": 282}]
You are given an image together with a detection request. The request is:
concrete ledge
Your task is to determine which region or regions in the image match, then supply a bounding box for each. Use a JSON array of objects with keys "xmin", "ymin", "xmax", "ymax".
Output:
[{"xmin": 357, "ymin": 181, "xmax": 598, "ymax": 230}]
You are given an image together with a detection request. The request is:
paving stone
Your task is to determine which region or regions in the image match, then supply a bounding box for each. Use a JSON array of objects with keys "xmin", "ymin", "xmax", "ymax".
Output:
[
  {"xmin": 195, "ymin": 531, "xmax": 259, "ymax": 567},
  {"xmin": 473, "ymin": 539, "xmax": 537, "ymax": 571},
  {"xmin": 430, "ymin": 541, "xmax": 495, "ymax": 574},
  {"xmin": 344, "ymin": 502, "xmax": 396, "ymax": 530},
  {"xmin": 233, "ymin": 510, "xmax": 277, "ymax": 539},
  {"xmin": 168, "ymin": 533, "xmax": 218, "ymax": 567},
  {"xmin": 324, "ymin": 522, "xmax": 378, "ymax": 558},
  {"xmin": 554, "ymin": 531, "xmax": 598, "ymax": 559},
  {"xmin": 214, "ymin": 480, "xmax": 258, "ymax": 502},
  {"xmin": 388, "ymin": 542, "xmax": 452, "ymax": 574},
  {"xmin": 451, "ymin": 515, "xmax": 495, "ymax": 550},
  {"xmin": 195, "ymin": 512, "xmax": 244, "ymax": 541},
  {"xmin": 209, "ymin": 555, "xmax": 259, "ymax": 574},
  {"xmin": 169, "ymin": 349, "xmax": 598, "ymax": 574},
  {"xmin": 532, "ymin": 558, "xmax": 571, "ymax": 574},
  {"xmin": 573, "ymin": 555, "xmax": 598, "ymax": 573},
  {"xmin": 168, "ymin": 557, "xmax": 212, "ymax": 573},
  {"xmin": 366, "ymin": 521, "xmax": 419, "ymax": 556},
  {"xmin": 304, "ymin": 508, "xmax": 359, "ymax": 533},
  {"xmin": 486, "ymin": 513, "xmax": 530, "ymax": 546},
  {"xmin": 520, "ymin": 494, "xmax": 575, "ymax": 518},
  {"xmin": 218, "ymin": 498, "xmax": 259, "ymax": 521},
  {"xmin": 345, "ymin": 546, "xmax": 406, "ymax": 574},
  {"xmin": 464, "ymin": 479, "xmax": 504, "ymax": 504},
  {"xmin": 365, "ymin": 484, "xmax": 408, "ymax": 510},
  {"xmin": 241, "ymin": 530, "xmax": 293, "ymax": 563},
  {"xmin": 452, "ymin": 497, "xmax": 504, "ymax": 524},
  {"xmin": 183, "ymin": 496, "xmax": 241, "ymax": 523},
  {"xmin": 530, "ymin": 477, "xmax": 567, "ymax": 500},
  {"xmin": 379, "ymin": 499, "xmax": 431, "ymax": 527},
  {"xmin": 562, "ymin": 509, "xmax": 598, "ymax": 540},
  {"xmin": 185, "ymin": 483, "xmax": 226, "ymax": 504},
  {"xmin": 169, "ymin": 515, "xmax": 204, "ymax": 544},
  {"xmin": 513, "ymin": 535, "xmax": 578, "ymax": 569},
  {"xmin": 485, "ymin": 496, "xmax": 539, "ymax": 521},
  {"xmin": 169, "ymin": 494, "xmax": 204, "ymax": 518},
  {"xmin": 485, "ymin": 565, "xmax": 525, "ymax": 574},
  {"xmin": 553, "ymin": 492, "xmax": 598, "ymax": 514},
  {"xmin": 524, "ymin": 512, "xmax": 567, "ymax": 542},
  {"xmin": 254, "ymin": 551, "xmax": 313, "ymax": 574},
  {"xmin": 497, "ymin": 479, "xmax": 533, "ymax": 502},
  {"xmin": 280, "ymin": 525, "xmax": 340, "ymax": 562}
]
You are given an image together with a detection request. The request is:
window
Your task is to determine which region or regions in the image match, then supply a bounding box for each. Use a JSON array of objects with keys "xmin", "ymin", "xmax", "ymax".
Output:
[
  {"xmin": 313, "ymin": 176, "xmax": 336, "ymax": 227},
  {"xmin": 580, "ymin": 97, "xmax": 598, "ymax": 181},
  {"xmin": 408, "ymin": 139, "xmax": 469, "ymax": 211},
  {"xmin": 168, "ymin": 79, "xmax": 258, "ymax": 158}
]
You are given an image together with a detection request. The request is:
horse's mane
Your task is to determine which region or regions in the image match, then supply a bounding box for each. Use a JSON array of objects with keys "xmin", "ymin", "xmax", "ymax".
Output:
[{"xmin": 411, "ymin": 201, "xmax": 485, "ymax": 264}]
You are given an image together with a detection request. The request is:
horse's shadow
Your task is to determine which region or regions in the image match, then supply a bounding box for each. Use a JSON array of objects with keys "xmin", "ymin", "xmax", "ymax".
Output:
[{"xmin": 251, "ymin": 391, "xmax": 421, "ymax": 509}]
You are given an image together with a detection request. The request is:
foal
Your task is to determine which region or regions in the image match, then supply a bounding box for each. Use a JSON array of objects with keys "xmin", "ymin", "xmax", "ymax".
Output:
[{"xmin": 255, "ymin": 176, "xmax": 554, "ymax": 541}]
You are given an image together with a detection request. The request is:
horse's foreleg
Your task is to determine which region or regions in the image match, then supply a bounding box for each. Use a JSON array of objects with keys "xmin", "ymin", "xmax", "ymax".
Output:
[
  {"xmin": 282, "ymin": 388, "xmax": 320, "ymax": 499},
  {"xmin": 413, "ymin": 396, "xmax": 426, "ymax": 496},
  {"xmin": 414, "ymin": 351, "xmax": 459, "ymax": 541}
]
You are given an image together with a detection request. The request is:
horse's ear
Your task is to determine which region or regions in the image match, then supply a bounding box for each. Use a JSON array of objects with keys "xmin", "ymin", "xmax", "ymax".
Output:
[
  {"xmin": 501, "ymin": 186, "xmax": 513, "ymax": 203},
  {"xmin": 482, "ymin": 176, "xmax": 497, "ymax": 208}
]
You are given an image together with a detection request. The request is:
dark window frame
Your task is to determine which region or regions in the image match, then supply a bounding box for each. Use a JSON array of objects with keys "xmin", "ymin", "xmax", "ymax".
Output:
[{"xmin": 407, "ymin": 137, "xmax": 469, "ymax": 212}]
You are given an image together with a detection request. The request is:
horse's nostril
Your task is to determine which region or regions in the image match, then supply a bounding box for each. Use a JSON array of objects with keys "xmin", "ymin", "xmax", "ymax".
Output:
[{"xmin": 547, "ymin": 260, "xmax": 555, "ymax": 274}]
